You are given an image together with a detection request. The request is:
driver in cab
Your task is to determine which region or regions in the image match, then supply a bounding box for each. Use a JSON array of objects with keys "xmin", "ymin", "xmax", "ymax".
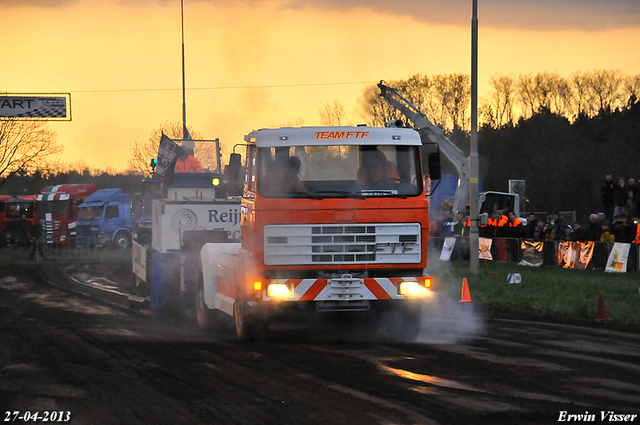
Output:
[
  {"xmin": 174, "ymin": 146, "xmax": 204, "ymax": 173},
  {"xmin": 357, "ymin": 148, "xmax": 399, "ymax": 185},
  {"xmin": 264, "ymin": 156, "xmax": 307, "ymax": 194}
]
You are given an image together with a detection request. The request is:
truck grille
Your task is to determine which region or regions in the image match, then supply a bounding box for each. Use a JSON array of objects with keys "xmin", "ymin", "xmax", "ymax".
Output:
[{"xmin": 264, "ymin": 223, "xmax": 421, "ymax": 266}]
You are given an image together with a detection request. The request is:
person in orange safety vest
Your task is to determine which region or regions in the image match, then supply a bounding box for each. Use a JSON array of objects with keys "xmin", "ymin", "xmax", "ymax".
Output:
[
  {"xmin": 480, "ymin": 211, "xmax": 497, "ymax": 238},
  {"xmin": 494, "ymin": 209, "xmax": 509, "ymax": 237},
  {"xmin": 505, "ymin": 211, "xmax": 524, "ymax": 238},
  {"xmin": 174, "ymin": 147, "xmax": 204, "ymax": 173}
]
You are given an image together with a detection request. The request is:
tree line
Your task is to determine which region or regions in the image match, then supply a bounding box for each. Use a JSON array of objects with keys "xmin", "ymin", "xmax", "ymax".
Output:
[
  {"xmin": 358, "ymin": 71, "xmax": 640, "ymax": 222},
  {"xmin": 361, "ymin": 70, "xmax": 640, "ymax": 132}
]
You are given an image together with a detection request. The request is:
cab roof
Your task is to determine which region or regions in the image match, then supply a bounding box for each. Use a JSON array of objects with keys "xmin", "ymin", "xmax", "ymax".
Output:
[{"xmin": 244, "ymin": 126, "xmax": 422, "ymax": 148}]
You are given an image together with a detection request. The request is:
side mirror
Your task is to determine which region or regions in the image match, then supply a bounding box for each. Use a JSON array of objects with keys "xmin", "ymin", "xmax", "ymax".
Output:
[
  {"xmin": 428, "ymin": 152, "xmax": 441, "ymax": 181},
  {"xmin": 227, "ymin": 153, "xmax": 242, "ymax": 181},
  {"xmin": 479, "ymin": 212, "xmax": 489, "ymax": 226}
]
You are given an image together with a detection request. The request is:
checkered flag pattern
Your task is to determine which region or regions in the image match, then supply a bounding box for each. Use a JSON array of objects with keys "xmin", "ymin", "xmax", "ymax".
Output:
[{"xmin": 14, "ymin": 105, "xmax": 67, "ymax": 118}]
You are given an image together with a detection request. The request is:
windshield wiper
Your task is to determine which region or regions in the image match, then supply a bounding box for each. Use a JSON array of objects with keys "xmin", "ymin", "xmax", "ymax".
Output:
[
  {"xmin": 311, "ymin": 190, "xmax": 365, "ymax": 199},
  {"xmin": 359, "ymin": 190, "xmax": 408, "ymax": 199}
]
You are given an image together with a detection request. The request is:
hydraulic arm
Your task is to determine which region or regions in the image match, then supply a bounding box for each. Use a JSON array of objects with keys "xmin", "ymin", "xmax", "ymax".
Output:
[{"xmin": 378, "ymin": 81, "xmax": 470, "ymax": 214}]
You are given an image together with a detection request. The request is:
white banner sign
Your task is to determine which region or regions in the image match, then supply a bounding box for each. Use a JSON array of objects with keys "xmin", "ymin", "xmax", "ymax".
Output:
[
  {"xmin": 605, "ymin": 242, "xmax": 630, "ymax": 273},
  {"xmin": 479, "ymin": 237, "xmax": 493, "ymax": 261},
  {"xmin": 440, "ymin": 237, "xmax": 456, "ymax": 261}
]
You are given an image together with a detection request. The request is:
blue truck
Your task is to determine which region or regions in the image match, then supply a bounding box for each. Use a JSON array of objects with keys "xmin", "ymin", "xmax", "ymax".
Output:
[{"xmin": 76, "ymin": 188, "xmax": 133, "ymax": 249}]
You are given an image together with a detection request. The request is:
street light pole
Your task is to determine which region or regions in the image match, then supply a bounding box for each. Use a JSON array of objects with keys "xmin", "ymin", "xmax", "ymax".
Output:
[
  {"xmin": 470, "ymin": 0, "xmax": 480, "ymax": 273},
  {"xmin": 181, "ymin": 0, "xmax": 187, "ymax": 140}
]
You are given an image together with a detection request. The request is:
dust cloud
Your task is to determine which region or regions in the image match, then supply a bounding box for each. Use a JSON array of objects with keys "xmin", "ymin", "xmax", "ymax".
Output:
[
  {"xmin": 415, "ymin": 250, "xmax": 487, "ymax": 345},
  {"xmin": 415, "ymin": 296, "xmax": 485, "ymax": 345}
]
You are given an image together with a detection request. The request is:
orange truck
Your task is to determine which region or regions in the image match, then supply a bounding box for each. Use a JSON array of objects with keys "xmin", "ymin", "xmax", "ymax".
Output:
[
  {"xmin": 2, "ymin": 195, "xmax": 38, "ymax": 245},
  {"xmin": 195, "ymin": 126, "xmax": 439, "ymax": 341},
  {"xmin": 0, "ymin": 195, "xmax": 14, "ymax": 243}
]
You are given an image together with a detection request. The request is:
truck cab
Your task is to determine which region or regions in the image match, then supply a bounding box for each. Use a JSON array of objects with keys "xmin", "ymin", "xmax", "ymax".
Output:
[
  {"xmin": 3, "ymin": 196, "xmax": 38, "ymax": 245},
  {"xmin": 198, "ymin": 126, "xmax": 435, "ymax": 341},
  {"xmin": 36, "ymin": 184, "xmax": 97, "ymax": 244},
  {"xmin": 77, "ymin": 188, "xmax": 132, "ymax": 249}
]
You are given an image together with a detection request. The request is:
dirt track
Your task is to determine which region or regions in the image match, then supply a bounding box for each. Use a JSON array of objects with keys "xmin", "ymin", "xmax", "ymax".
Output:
[{"xmin": 1, "ymin": 264, "xmax": 640, "ymax": 425}]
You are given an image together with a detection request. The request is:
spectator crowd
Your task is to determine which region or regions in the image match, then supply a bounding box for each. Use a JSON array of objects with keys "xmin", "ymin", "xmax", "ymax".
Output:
[{"xmin": 431, "ymin": 174, "xmax": 640, "ymax": 246}]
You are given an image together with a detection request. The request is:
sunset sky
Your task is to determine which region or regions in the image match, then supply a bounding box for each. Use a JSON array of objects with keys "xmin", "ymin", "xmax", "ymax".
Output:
[{"xmin": 2, "ymin": 0, "xmax": 639, "ymax": 172}]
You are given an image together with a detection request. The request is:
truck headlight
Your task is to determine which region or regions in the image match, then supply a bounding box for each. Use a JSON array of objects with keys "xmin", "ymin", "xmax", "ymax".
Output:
[
  {"xmin": 267, "ymin": 283, "xmax": 294, "ymax": 299},
  {"xmin": 398, "ymin": 280, "xmax": 431, "ymax": 297}
]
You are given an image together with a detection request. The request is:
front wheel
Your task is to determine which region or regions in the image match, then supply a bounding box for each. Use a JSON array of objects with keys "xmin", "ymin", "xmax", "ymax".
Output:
[
  {"xmin": 113, "ymin": 231, "xmax": 131, "ymax": 249},
  {"xmin": 196, "ymin": 265, "xmax": 217, "ymax": 331},
  {"xmin": 234, "ymin": 294, "xmax": 267, "ymax": 341}
]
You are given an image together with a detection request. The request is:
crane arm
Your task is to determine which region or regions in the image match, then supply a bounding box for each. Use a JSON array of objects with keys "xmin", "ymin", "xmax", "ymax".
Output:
[{"xmin": 377, "ymin": 81, "xmax": 470, "ymax": 214}]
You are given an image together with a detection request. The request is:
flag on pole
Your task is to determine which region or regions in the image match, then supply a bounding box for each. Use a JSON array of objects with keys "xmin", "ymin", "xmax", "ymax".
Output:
[
  {"xmin": 155, "ymin": 132, "xmax": 186, "ymax": 178},
  {"xmin": 182, "ymin": 124, "xmax": 196, "ymax": 150}
]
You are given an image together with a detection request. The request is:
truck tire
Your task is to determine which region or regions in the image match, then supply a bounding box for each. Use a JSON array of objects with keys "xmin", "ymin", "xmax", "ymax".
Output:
[
  {"xmin": 234, "ymin": 295, "xmax": 252, "ymax": 341},
  {"xmin": 195, "ymin": 265, "xmax": 215, "ymax": 330},
  {"xmin": 195, "ymin": 264, "xmax": 231, "ymax": 332},
  {"xmin": 114, "ymin": 231, "xmax": 131, "ymax": 249},
  {"xmin": 234, "ymin": 293, "xmax": 267, "ymax": 341}
]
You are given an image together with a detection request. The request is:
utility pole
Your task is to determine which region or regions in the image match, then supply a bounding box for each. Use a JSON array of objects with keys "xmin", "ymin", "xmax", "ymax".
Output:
[
  {"xmin": 470, "ymin": 0, "xmax": 480, "ymax": 273},
  {"xmin": 181, "ymin": 0, "xmax": 187, "ymax": 140}
]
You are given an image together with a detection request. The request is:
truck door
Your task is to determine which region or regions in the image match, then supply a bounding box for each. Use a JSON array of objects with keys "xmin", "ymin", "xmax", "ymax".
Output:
[{"xmin": 105, "ymin": 204, "xmax": 121, "ymax": 230}]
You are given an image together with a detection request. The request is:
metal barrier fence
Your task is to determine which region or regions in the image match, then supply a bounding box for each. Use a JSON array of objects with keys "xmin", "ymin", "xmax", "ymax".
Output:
[
  {"xmin": 31, "ymin": 236, "xmax": 106, "ymax": 262},
  {"xmin": 429, "ymin": 236, "xmax": 640, "ymax": 272}
]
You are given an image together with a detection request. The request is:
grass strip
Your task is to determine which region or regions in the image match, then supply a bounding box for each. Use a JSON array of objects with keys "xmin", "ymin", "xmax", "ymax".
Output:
[{"xmin": 429, "ymin": 259, "xmax": 640, "ymax": 328}]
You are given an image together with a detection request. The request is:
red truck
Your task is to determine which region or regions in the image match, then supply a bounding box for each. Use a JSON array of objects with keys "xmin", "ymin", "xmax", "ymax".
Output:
[
  {"xmin": 2, "ymin": 195, "xmax": 38, "ymax": 245},
  {"xmin": 36, "ymin": 184, "xmax": 97, "ymax": 244}
]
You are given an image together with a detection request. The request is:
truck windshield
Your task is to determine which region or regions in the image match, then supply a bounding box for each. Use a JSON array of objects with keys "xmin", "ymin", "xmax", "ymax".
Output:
[
  {"xmin": 78, "ymin": 206, "xmax": 104, "ymax": 221},
  {"xmin": 480, "ymin": 192, "xmax": 515, "ymax": 215},
  {"xmin": 5, "ymin": 201, "xmax": 35, "ymax": 218},
  {"xmin": 257, "ymin": 145, "xmax": 422, "ymax": 198},
  {"xmin": 38, "ymin": 200, "xmax": 68, "ymax": 214}
]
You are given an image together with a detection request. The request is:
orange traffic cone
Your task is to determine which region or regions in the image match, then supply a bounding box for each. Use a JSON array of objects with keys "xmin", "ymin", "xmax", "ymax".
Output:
[
  {"xmin": 596, "ymin": 291, "xmax": 610, "ymax": 321},
  {"xmin": 459, "ymin": 278, "xmax": 472, "ymax": 303}
]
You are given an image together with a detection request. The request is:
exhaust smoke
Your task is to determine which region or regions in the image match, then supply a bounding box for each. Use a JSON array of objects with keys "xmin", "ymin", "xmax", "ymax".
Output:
[{"xmin": 412, "ymin": 250, "xmax": 487, "ymax": 344}]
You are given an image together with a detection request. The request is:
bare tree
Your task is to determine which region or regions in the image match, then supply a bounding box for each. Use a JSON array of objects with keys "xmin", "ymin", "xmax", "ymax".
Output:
[
  {"xmin": 128, "ymin": 121, "xmax": 203, "ymax": 176},
  {"xmin": 319, "ymin": 100, "xmax": 350, "ymax": 126},
  {"xmin": 624, "ymin": 74, "xmax": 640, "ymax": 104},
  {"xmin": 360, "ymin": 75, "xmax": 439, "ymax": 129},
  {"xmin": 443, "ymin": 73, "xmax": 471, "ymax": 132},
  {"xmin": 590, "ymin": 69, "xmax": 625, "ymax": 112},
  {"xmin": 481, "ymin": 74, "xmax": 516, "ymax": 128},
  {"xmin": 429, "ymin": 74, "xmax": 454, "ymax": 129},
  {"xmin": 276, "ymin": 117, "xmax": 306, "ymax": 128},
  {"xmin": 550, "ymin": 73, "xmax": 573, "ymax": 117},
  {"xmin": 362, "ymin": 70, "xmax": 639, "ymax": 133},
  {"xmin": 569, "ymin": 72, "xmax": 595, "ymax": 117},
  {"xmin": 516, "ymin": 71, "xmax": 573, "ymax": 118},
  {"xmin": 360, "ymin": 74, "xmax": 471, "ymax": 133},
  {"xmin": 397, "ymin": 74, "xmax": 434, "ymax": 127},
  {"xmin": 0, "ymin": 119, "xmax": 64, "ymax": 189},
  {"xmin": 358, "ymin": 82, "xmax": 400, "ymax": 127}
]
